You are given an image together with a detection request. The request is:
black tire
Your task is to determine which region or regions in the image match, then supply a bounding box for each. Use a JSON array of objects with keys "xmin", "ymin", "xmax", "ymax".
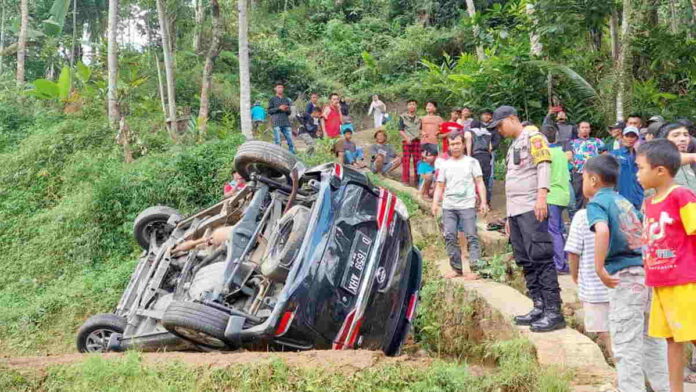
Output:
[
  {"xmin": 233, "ymin": 141, "xmax": 298, "ymax": 184},
  {"xmin": 76, "ymin": 313, "xmax": 127, "ymax": 353},
  {"xmin": 133, "ymin": 206, "xmax": 181, "ymax": 250},
  {"xmin": 162, "ymin": 301, "xmax": 231, "ymax": 349},
  {"xmin": 261, "ymin": 205, "xmax": 310, "ymax": 282}
]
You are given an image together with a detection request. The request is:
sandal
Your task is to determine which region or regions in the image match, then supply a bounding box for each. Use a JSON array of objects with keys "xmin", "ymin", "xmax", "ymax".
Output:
[{"xmin": 685, "ymin": 373, "xmax": 696, "ymax": 384}]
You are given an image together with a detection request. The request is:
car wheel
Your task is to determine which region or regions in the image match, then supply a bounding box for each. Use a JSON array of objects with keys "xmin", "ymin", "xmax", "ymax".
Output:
[
  {"xmin": 234, "ymin": 141, "xmax": 298, "ymax": 185},
  {"xmin": 162, "ymin": 301, "xmax": 231, "ymax": 350},
  {"xmin": 76, "ymin": 313, "xmax": 127, "ymax": 353},
  {"xmin": 133, "ymin": 206, "xmax": 181, "ymax": 250},
  {"xmin": 261, "ymin": 205, "xmax": 310, "ymax": 282}
]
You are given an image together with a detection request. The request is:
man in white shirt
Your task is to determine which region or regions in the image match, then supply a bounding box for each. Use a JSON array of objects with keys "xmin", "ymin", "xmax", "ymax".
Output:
[{"xmin": 432, "ymin": 131, "xmax": 488, "ymax": 279}]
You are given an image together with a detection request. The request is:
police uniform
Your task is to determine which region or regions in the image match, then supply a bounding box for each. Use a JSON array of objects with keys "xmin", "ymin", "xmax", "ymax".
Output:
[{"xmin": 505, "ymin": 125, "xmax": 563, "ymax": 330}]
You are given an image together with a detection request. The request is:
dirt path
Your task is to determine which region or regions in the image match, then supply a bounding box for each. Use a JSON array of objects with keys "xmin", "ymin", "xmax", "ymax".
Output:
[{"xmin": 1, "ymin": 349, "xmax": 429, "ymax": 374}]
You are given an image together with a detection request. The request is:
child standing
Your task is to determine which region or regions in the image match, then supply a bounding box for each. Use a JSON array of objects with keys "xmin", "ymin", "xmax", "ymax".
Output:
[
  {"xmin": 420, "ymin": 101, "xmax": 443, "ymax": 147},
  {"xmin": 584, "ymin": 154, "xmax": 669, "ymax": 392},
  {"xmin": 565, "ymin": 209, "xmax": 612, "ymax": 359},
  {"xmin": 636, "ymin": 139, "xmax": 696, "ymax": 392},
  {"xmin": 541, "ymin": 125, "xmax": 571, "ymax": 273},
  {"xmin": 417, "ymin": 144, "xmax": 438, "ymax": 201},
  {"xmin": 431, "ymin": 132, "xmax": 488, "ymax": 280}
]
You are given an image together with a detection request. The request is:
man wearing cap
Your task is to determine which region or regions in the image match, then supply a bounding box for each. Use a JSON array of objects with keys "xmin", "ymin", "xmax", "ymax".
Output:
[
  {"xmin": 489, "ymin": 105, "xmax": 565, "ymax": 333},
  {"xmin": 610, "ymin": 126, "xmax": 644, "ymax": 209},
  {"xmin": 607, "ymin": 121, "xmax": 625, "ymax": 151}
]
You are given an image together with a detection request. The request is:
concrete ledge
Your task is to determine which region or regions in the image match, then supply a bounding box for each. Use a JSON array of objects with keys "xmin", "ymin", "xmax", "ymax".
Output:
[{"xmin": 435, "ymin": 258, "xmax": 615, "ymax": 390}]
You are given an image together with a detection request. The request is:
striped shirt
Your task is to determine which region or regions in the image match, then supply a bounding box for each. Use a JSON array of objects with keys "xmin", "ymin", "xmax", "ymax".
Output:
[{"xmin": 564, "ymin": 209, "xmax": 609, "ymax": 303}]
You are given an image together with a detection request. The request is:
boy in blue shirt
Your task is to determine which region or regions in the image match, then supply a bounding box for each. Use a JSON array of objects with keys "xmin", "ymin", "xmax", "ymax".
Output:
[
  {"xmin": 251, "ymin": 101, "xmax": 267, "ymax": 132},
  {"xmin": 584, "ymin": 154, "xmax": 668, "ymax": 392},
  {"xmin": 610, "ymin": 126, "xmax": 644, "ymax": 209},
  {"xmin": 418, "ymin": 143, "xmax": 438, "ymax": 200}
]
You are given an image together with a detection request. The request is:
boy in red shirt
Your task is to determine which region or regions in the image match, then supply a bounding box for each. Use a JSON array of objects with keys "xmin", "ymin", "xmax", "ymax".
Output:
[
  {"xmin": 439, "ymin": 109, "xmax": 463, "ymax": 153},
  {"xmin": 636, "ymin": 139, "xmax": 696, "ymax": 392}
]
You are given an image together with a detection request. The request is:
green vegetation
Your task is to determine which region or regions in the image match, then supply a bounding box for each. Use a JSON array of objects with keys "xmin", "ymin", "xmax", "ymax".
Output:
[{"xmin": 0, "ymin": 349, "xmax": 570, "ymax": 392}]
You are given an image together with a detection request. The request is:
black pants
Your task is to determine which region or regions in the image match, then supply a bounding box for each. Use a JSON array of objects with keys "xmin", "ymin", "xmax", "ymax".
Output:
[
  {"xmin": 508, "ymin": 211, "xmax": 561, "ymax": 307},
  {"xmin": 571, "ymin": 171, "xmax": 585, "ymax": 211},
  {"xmin": 473, "ymin": 153, "xmax": 492, "ymax": 203}
]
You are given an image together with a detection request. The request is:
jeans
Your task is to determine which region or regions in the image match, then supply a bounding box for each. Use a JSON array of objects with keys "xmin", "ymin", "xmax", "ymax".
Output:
[
  {"xmin": 442, "ymin": 208, "xmax": 480, "ymax": 273},
  {"xmin": 608, "ymin": 267, "xmax": 669, "ymax": 392},
  {"xmin": 343, "ymin": 148, "xmax": 364, "ymax": 165},
  {"xmin": 273, "ymin": 126, "xmax": 296, "ymax": 154},
  {"xmin": 508, "ymin": 211, "xmax": 561, "ymax": 306},
  {"xmin": 548, "ymin": 204, "xmax": 568, "ymax": 272},
  {"xmin": 571, "ymin": 171, "xmax": 585, "ymax": 212}
]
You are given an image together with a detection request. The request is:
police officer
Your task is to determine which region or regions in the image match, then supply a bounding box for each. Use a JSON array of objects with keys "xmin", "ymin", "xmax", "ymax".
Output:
[{"xmin": 488, "ymin": 106, "xmax": 565, "ymax": 333}]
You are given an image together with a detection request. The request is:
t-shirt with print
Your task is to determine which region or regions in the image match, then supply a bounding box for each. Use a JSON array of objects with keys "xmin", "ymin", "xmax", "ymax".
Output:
[
  {"xmin": 586, "ymin": 187, "xmax": 644, "ymax": 275},
  {"xmin": 420, "ymin": 115, "xmax": 443, "ymax": 145},
  {"xmin": 436, "ymin": 156, "xmax": 482, "ymax": 210},
  {"xmin": 643, "ymin": 186, "xmax": 696, "ymax": 287},
  {"xmin": 570, "ymin": 137, "xmax": 605, "ymax": 173},
  {"xmin": 439, "ymin": 121, "xmax": 463, "ymax": 153},
  {"xmin": 368, "ymin": 143, "xmax": 397, "ymax": 162},
  {"xmin": 564, "ymin": 209, "xmax": 609, "ymax": 303}
]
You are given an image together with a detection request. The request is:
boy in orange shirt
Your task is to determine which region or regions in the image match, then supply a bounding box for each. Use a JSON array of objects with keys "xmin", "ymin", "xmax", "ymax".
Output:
[
  {"xmin": 636, "ymin": 139, "xmax": 696, "ymax": 392},
  {"xmin": 420, "ymin": 101, "xmax": 443, "ymax": 146}
]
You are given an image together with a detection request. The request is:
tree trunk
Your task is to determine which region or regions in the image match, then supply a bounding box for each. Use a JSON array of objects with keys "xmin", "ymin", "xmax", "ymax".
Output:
[
  {"xmin": 117, "ymin": 116, "xmax": 134, "ymax": 163},
  {"xmin": 238, "ymin": 0, "xmax": 253, "ymax": 139},
  {"xmin": 16, "ymin": 0, "xmax": 28, "ymax": 86},
  {"xmin": 667, "ymin": 0, "xmax": 677, "ymax": 34},
  {"xmin": 0, "ymin": 2, "xmax": 5, "ymax": 75},
  {"xmin": 70, "ymin": 0, "xmax": 77, "ymax": 67},
  {"xmin": 609, "ymin": 7, "xmax": 619, "ymax": 61},
  {"xmin": 197, "ymin": 0, "xmax": 221, "ymax": 138},
  {"xmin": 526, "ymin": 2, "xmax": 543, "ymax": 57},
  {"xmin": 156, "ymin": 0, "xmax": 178, "ymax": 140},
  {"xmin": 465, "ymin": 0, "xmax": 485, "ymax": 61},
  {"xmin": 107, "ymin": 0, "xmax": 120, "ymax": 128},
  {"xmin": 615, "ymin": 0, "xmax": 633, "ymax": 122},
  {"xmin": 193, "ymin": 0, "xmax": 204, "ymax": 53},
  {"xmin": 692, "ymin": 0, "xmax": 696, "ymax": 22},
  {"xmin": 155, "ymin": 54, "xmax": 168, "ymax": 124}
]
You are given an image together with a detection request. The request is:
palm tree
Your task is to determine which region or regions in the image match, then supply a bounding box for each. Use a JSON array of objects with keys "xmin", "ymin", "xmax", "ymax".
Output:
[{"xmin": 238, "ymin": 0, "xmax": 252, "ymax": 139}]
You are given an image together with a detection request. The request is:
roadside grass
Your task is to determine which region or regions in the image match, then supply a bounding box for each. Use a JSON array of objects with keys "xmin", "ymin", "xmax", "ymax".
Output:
[{"xmin": 0, "ymin": 350, "xmax": 570, "ymax": 392}]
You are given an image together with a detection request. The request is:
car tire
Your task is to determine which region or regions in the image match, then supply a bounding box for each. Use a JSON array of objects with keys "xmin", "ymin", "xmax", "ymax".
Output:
[
  {"xmin": 234, "ymin": 141, "xmax": 298, "ymax": 184},
  {"xmin": 133, "ymin": 206, "xmax": 181, "ymax": 250},
  {"xmin": 261, "ymin": 205, "xmax": 310, "ymax": 282},
  {"xmin": 162, "ymin": 301, "xmax": 231, "ymax": 350},
  {"xmin": 76, "ymin": 313, "xmax": 127, "ymax": 353}
]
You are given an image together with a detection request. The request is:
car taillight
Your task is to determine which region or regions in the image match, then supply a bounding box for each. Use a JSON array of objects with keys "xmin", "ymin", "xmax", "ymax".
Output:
[
  {"xmin": 406, "ymin": 293, "xmax": 418, "ymax": 322},
  {"xmin": 274, "ymin": 310, "xmax": 295, "ymax": 337},
  {"xmin": 333, "ymin": 309, "xmax": 364, "ymax": 350},
  {"xmin": 333, "ymin": 163, "xmax": 343, "ymax": 180}
]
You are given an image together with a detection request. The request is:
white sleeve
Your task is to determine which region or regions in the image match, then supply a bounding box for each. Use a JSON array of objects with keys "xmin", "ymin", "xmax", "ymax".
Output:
[
  {"xmin": 436, "ymin": 163, "xmax": 446, "ymax": 183},
  {"xmin": 564, "ymin": 211, "xmax": 585, "ymax": 255},
  {"xmin": 471, "ymin": 159, "xmax": 483, "ymax": 178}
]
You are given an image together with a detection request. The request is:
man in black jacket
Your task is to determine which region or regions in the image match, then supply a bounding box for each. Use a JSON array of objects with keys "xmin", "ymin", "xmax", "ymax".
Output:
[{"xmin": 268, "ymin": 83, "xmax": 296, "ymax": 154}]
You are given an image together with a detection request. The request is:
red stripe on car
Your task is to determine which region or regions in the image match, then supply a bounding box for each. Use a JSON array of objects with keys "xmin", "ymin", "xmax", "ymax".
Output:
[
  {"xmin": 332, "ymin": 309, "xmax": 355, "ymax": 350},
  {"xmin": 274, "ymin": 310, "xmax": 296, "ymax": 337},
  {"xmin": 406, "ymin": 293, "xmax": 418, "ymax": 321}
]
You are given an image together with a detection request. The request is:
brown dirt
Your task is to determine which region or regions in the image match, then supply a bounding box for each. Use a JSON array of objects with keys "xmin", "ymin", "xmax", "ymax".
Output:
[{"xmin": 1, "ymin": 349, "xmax": 431, "ymax": 375}]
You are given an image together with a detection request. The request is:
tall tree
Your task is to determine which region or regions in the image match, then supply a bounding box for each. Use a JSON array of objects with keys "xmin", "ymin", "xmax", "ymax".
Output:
[
  {"xmin": 609, "ymin": 5, "xmax": 619, "ymax": 61},
  {"xmin": 615, "ymin": 0, "xmax": 634, "ymax": 121},
  {"xmin": 0, "ymin": 1, "xmax": 5, "ymax": 75},
  {"xmin": 238, "ymin": 0, "xmax": 252, "ymax": 139},
  {"xmin": 192, "ymin": 0, "xmax": 204, "ymax": 53},
  {"xmin": 156, "ymin": 0, "xmax": 178, "ymax": 139},
  {"xmin": 197, "ymin": 0, "xmax": 221, "ymax": 137},
  {"xmin": 17, "ymin": 0, "xmax": 28, "ymax": 86},
  {"xmin": 107, "ymin": 0, "xmax": 119, "ymax": 128},
  {"xmin": 465, "ymin": 0, "xmax": 484, "ymax": 61}
]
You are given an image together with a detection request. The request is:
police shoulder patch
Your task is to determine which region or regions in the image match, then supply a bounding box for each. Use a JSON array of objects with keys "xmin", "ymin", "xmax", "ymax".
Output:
[{"xmin": 528, "ymin": 132, "xmax": 552, "ymax": 165}]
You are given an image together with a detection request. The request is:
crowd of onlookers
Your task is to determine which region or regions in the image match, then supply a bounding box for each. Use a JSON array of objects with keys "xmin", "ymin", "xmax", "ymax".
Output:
[{"xmin": 245, "ymin": 83, "xmax": 696, "ymax": 390}]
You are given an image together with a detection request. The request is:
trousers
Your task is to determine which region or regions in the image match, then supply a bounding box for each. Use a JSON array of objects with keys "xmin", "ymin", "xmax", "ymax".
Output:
[
  {"xmin": 508, "ymin": 211, "xmax": 561, "ymax": 306},
  {"xmin": 442, "ymin": 208, "xmax": 480, "ymax": 273},
  {"xmin": 273, "ymin": 126, "xmax": 296, "ymax": 154},
  {"xmin": 548, "ymin": 204, "xmax": 568, "ymax": 272}
]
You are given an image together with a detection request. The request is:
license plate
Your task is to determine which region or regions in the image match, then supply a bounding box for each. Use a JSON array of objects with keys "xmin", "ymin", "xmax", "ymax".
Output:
[{"xmin": 341, "ymin": 232, "xmax": 373, "ymax": 295}]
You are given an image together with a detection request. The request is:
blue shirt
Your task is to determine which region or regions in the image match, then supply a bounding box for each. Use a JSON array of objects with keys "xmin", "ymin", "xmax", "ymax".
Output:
[
  {"xmin": 251, "ymin": 105, "xmax": 266, "ymax": 121},
  {"xmin": 586, "ymin": 187, "xmax": 644, "ymax": 275},
  {"xmin": 417, "ymin": 161, "xmax": 434, "ymax": 186},
  {"xmin": 610, "ymin": 147, "xmax": 643, "ymax": 209}
]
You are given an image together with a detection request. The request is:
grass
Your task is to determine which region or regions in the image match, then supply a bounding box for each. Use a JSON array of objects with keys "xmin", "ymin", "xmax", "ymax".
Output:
[{"xmin": 0, "ymin": 350, "xmax": 570, "ymax": 392}]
